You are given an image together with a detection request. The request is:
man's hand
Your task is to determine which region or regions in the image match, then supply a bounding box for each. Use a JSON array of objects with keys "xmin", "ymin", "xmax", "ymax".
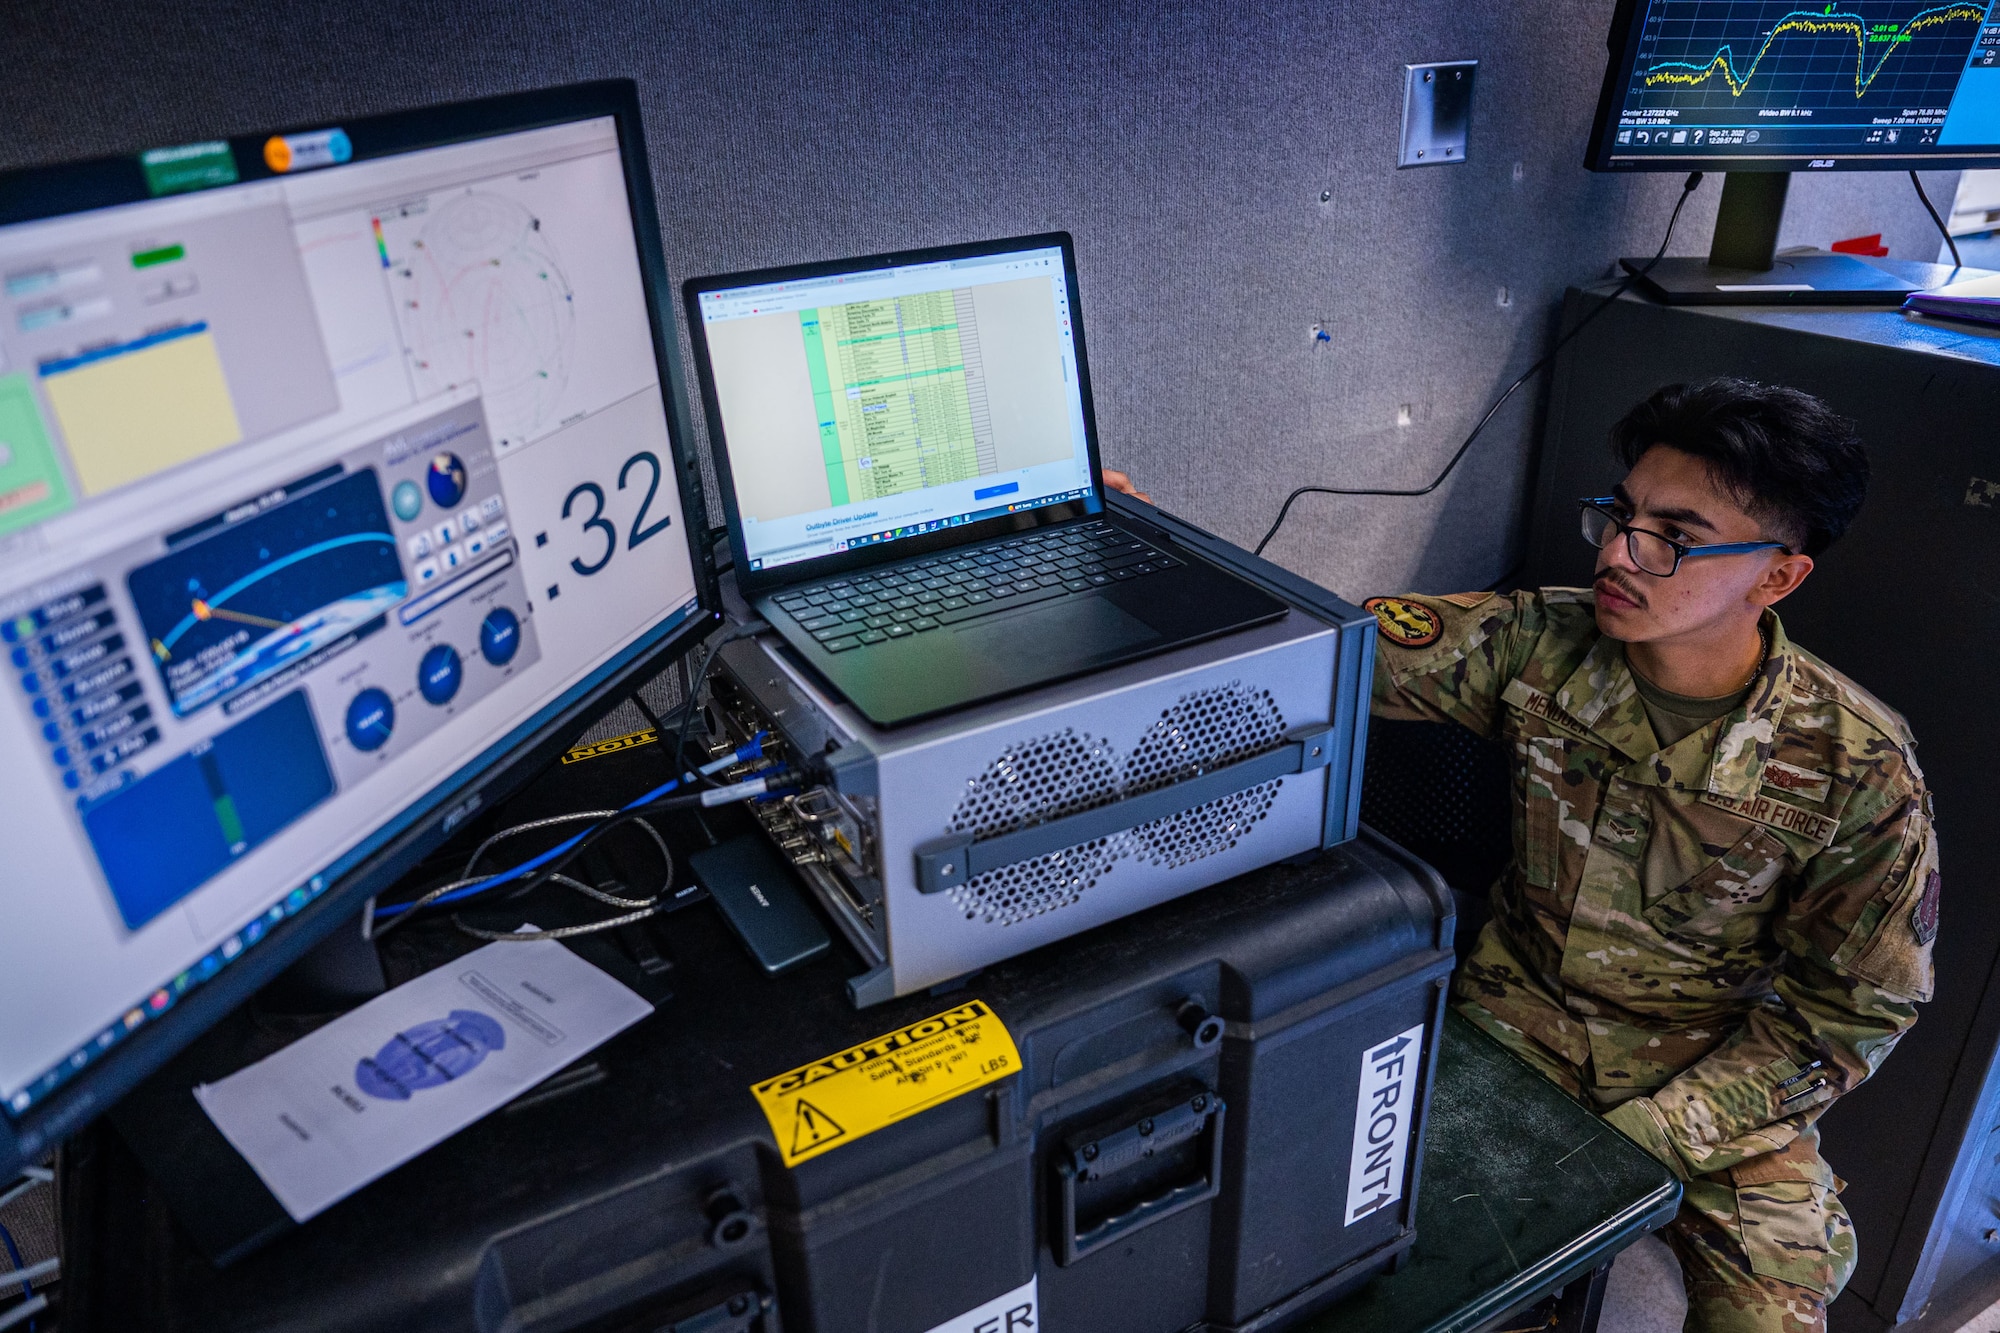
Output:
[
  {"xmin": 1604, "ymin": 1097, "xmax": 1691, "ymax": 1182},
  {"xmin": 1101, "ymin": 469, "xmax": 1152, "ymax": 504}
]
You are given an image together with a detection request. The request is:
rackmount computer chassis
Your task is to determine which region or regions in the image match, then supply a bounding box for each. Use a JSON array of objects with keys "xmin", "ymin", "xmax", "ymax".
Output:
[{"xmin": 702, "ymin": 496, "xmax": 1377, "ymax": 1005}]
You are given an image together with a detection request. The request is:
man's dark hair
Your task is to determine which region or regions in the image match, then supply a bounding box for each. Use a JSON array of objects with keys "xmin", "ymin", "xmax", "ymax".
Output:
[{"xmin": 1609, "ymin": 378, "xmax": 1868, "ymax": 557}]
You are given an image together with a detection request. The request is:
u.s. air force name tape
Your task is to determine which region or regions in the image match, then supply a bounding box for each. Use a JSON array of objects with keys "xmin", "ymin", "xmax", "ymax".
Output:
[
  {"xmin": 750, "ymin": 1000, "xmax": 1022, "ymax": 1168},
  {"xmin": 1345, "ymin": 1022, "xmax": 1425, "ymax": 1226}
]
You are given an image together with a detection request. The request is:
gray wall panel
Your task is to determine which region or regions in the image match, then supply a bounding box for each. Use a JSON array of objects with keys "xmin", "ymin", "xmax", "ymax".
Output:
[{"xmin": 0, "ymin": 0, "xmax": 1955, "ymax": 600}]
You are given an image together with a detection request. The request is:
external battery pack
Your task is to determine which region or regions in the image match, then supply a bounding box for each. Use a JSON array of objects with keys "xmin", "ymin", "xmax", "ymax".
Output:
[{"xmin": 690, "ymin": 835, "xmax": 831, "ymax": 975}]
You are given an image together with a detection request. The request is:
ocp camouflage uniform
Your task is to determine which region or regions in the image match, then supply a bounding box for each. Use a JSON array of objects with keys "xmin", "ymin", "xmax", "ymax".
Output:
[{"xmin": 1367, "ymin": 588, "xmax": 1939, "ymax": 1333}]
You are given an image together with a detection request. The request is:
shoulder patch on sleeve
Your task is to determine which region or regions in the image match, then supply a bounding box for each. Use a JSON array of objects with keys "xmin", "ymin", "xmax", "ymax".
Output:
[
  {"xmin": 1364, "ymin": 596, "xmax": 1442, "ymax": 647},
  {"xmin": 1438, "ymin": 590, "xmax": 1496, "ymax": 609},
  {"xmin": 1846, "ymin": 817, "xmax": 1939, "ymax": 1002},
  {"xmin": 1914, "ymin": 868, "xmax": 1941, "ymax": 945}
]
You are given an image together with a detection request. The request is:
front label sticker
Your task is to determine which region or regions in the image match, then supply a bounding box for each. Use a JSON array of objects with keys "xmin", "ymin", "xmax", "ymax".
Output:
[
  {"xmin": 750, "ymin": 1000, "xmax": 1021, "ymax": 1168},
  {"xmin": 1345, "ymin": 1022, "xmax": 1425, "ymax": 1225},
  {"xmin": 922, "ymin": 1276, "xmax": 1038, "ymax": 1333}
]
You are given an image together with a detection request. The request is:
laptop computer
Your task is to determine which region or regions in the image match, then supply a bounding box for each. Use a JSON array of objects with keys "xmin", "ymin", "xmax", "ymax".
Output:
[{"xmin": 683, "ymin": 232, "xmax": 1287, "ymax": 726}]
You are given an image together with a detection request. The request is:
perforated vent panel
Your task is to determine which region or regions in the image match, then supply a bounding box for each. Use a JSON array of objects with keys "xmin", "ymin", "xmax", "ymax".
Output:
[
  {"xmin": 948, "ymin": 838, "xmax": 1120, "ymax": 925},
  {"xmin": 949, "ymin": 729, "xmax": 1119, "ymax": 839},
  {"xmin": 1136, "ymin": 779, "xmax": 1283, "ymax": 868},
  {"xmin": 1124, "ymin": 682, "xmax": 1286, "ymax": 796},
  {"xmin": 935, "ymin": 684, "xmax": 1304, "ymax": 926}
]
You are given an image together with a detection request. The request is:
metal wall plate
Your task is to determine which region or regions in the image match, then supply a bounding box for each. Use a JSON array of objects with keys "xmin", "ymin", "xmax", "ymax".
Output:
[{"xmin": 1400, "ymin": 61, "xmax": 1477, "ymax": 167}]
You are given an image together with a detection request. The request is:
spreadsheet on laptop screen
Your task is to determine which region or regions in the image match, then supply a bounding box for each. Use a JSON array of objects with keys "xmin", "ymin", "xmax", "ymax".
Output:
[{"xmin": 696, "ymin": 244, "xmax": 1095, "ymax": 571}]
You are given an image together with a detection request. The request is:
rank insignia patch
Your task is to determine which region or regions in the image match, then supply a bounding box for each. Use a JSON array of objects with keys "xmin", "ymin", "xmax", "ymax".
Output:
[
  {"xmin": 1363, "ymin": 596, "xmax": 1442, "ymax": 648},
  {"xmin": 1914, "ymin": 868, "xmax": 1941, "ymax": 945}
]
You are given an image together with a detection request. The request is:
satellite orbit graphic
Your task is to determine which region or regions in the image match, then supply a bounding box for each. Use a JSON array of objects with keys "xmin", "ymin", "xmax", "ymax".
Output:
[
  {"xmin": 128, "ymin": 470, "xmax": 406, "ymax": 717},
  {"xmin": 389, "ymin": 191, "xmax": 576, "ymax": 451},
  {"xmin": 1628, "ymin": 1, "xmax": 1986, "ymax": 115}
]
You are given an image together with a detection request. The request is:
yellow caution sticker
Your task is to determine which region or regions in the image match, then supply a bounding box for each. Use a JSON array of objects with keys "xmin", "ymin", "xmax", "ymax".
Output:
[
  {"xmin": 750, "ymin": 1000, "xmax": 1021, "ymax": 1167},
  {"xmin": 561, "ymin": 727, "xmax": 657, "ymax": 764}
]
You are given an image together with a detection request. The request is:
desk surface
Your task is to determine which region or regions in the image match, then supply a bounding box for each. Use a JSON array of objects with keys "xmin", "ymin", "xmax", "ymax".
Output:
[
  {"xmin": 1587, "ymin": 259, "xmax": 2000, "ymax": 369},
  {"xmin": 1308, "ymin": 1012, "xmax": 1682, "ymax": 1333}
]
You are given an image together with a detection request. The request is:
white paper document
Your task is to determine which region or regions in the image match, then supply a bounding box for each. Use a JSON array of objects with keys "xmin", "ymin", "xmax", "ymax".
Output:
[{"xmin": 194, "ymin": 937, "xmax": 651, "ymax": 1221}]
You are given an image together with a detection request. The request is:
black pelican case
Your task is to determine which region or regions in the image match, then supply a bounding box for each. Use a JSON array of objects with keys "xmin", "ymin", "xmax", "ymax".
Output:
[{"xmin": 60, "ymin": 821, "xmax": 1452, "ymax": 1333}]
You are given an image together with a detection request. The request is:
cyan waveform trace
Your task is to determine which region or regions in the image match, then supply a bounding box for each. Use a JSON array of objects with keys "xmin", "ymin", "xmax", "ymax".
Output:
[{"xmin": 1642, "ymin": 3, "xmax": 1985, "ymax": 98}]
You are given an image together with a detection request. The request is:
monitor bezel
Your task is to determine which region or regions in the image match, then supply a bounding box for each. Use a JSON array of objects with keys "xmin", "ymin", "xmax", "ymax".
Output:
[
  {"xmin": 682, "ymin": 231, "xmax": 1107, "ymax": 597},
  {"xmin": 0, "ymin": 79, "xmax": 721, "ymax": 1175},
  {"xmin": 1584, "ymin": 0, "xmax": 2000, "ymax": 172}
]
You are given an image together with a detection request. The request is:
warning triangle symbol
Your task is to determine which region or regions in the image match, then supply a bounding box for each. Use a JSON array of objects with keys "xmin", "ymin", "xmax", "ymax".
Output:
[{"xmin": 791, "ymin": 1099, "xmax": 846, "ymax": 1155}]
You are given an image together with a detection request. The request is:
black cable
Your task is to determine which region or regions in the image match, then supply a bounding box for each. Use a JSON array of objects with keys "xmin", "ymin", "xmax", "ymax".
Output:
[
  {"xmin": 627, "ymin": 684, "xmax": 668, "ymax": 734},
  {"xmin": 1910, "ymin": 170, "xmax": 1961, "ymax": 272},
  {"xmin": 1251, "ymin": 171, "xmax": 1706, "ymax": 559},
  {"xmin": 379, "ymin": 774, "xmax": 788, "ymax": 935},
  {"xmin": 670, "ymin": 619, "xmax": 766, "ymax": 787},
  {"xmin": 491, "ymin": 775, "xmax": 794, "ymax": 904}
]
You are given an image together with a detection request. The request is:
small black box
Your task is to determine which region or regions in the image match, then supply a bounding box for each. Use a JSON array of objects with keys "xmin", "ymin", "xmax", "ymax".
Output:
[{"xmin": 691, "ymin": 835, "xmax": 831, "ymax": 975}]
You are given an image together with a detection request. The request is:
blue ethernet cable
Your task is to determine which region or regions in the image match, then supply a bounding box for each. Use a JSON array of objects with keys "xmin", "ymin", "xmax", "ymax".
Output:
[{"xmin": 371, "ymin": 732, "xmax": 769, "ymax": 924}]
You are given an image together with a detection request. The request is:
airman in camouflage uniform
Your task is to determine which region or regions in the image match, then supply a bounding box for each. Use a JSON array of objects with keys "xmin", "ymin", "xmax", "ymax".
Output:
[{"xmin": 1363, "ymin": 383, "xmax": 1938, "ymax": 1333}]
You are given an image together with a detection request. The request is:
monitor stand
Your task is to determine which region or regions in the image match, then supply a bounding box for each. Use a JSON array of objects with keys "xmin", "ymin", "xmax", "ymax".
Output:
[{"xmin": 1624, "ymin": 173, "xmax": 1922, "ymax": 306}]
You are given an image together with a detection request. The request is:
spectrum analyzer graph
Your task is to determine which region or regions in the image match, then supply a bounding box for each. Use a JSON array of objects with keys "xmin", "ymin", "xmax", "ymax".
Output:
[{"xmin": 1625, "ymin": 1, "xmax": 1989, "ymax": 119}]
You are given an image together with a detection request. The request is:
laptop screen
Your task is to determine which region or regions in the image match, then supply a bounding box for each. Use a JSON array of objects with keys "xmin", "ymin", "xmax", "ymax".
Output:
[{"xmin": 694, "ymin": 242, "xmax": 1096, "ymax": 573}]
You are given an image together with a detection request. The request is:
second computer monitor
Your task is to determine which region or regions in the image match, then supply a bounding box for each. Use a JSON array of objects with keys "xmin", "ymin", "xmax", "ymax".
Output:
[{"xmin": 1588, "ymin": 0, "xmax": 2000, "ymax": 170}]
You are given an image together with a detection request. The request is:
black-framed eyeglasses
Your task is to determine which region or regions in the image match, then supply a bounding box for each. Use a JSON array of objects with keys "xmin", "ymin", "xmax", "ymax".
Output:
[{"xmin": 1578, "ymin": 498, "xmax": 1790, "ymax": 578}]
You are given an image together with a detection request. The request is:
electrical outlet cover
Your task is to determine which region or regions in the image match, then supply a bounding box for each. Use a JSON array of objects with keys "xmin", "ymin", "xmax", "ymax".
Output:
[{"xmin": 1400, "ymin": 61, "xmax": 1477, "ymax": 168}]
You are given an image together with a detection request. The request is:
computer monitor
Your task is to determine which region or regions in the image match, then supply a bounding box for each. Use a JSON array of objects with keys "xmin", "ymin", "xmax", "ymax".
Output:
[
  {"xmin": 1585, "ymin": 0, "xmax": 2000, "ymax": 300},
  {"xmin": 0, "ymin": 82, "xmax": 717, "ymax": 1176},
  {"xmin": 685, "ymin": 235, "xmax": 1102, "ymax": 588}
]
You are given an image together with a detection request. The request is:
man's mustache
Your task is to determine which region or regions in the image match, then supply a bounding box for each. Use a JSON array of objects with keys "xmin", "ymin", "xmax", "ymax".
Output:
[{"xmin": 1595, "ymin": 569, "xmax": 1648, "ymax": 610}]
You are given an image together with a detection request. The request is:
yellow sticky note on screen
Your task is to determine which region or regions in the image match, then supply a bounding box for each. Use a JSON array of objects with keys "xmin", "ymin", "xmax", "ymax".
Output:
[
  {"xmin": 41, "ymin": 323, "xmax": 242, "ymax": 496},
  {"xmin": 750, "ymin": 1000, "xmax": 1021, "ymax": 1167}
]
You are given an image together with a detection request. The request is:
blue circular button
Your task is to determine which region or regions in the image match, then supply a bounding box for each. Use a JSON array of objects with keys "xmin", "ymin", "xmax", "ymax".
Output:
[
  {"xmin": 418, "ymin": 644, "xmax": 462, "ymax": 705},
  {"xmin": 426, "ymin": 453, "xmax": 467, "ymax": 508},
  {"xmin": 345, "ymin": 687, "xmax": 396, "ymax": 752},
  {"xmin": 391, "ymin": 480, "xmax": 424, "ymax": 521},
  {"xmin": 479, "ymin": 607, "xmax": 521, "ymax": 666}
]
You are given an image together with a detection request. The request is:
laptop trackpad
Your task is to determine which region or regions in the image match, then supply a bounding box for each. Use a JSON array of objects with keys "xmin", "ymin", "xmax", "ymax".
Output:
[{"xmin": 952, "ymin": 596, "xmax": 1161, "ymax": 678}]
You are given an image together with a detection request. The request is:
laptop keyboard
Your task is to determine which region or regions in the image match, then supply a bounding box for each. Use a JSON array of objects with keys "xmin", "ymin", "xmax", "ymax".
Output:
[{"xmin": 770, "ymin": 520, "xmax": 1182, "ymax": 653}]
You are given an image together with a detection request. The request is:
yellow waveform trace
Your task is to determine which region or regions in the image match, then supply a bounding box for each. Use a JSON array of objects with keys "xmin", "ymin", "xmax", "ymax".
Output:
[{"xmin": 1643, "ymin": 4, "xmax": 1985, "ymax": 98}]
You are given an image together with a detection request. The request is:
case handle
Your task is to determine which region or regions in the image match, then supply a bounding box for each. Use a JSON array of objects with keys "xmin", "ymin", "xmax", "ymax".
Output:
[{"xmin": 1054, "ymin": 1089, "xmax": 1225, "ymax": 1266}]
